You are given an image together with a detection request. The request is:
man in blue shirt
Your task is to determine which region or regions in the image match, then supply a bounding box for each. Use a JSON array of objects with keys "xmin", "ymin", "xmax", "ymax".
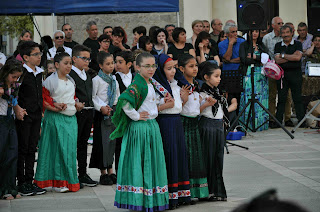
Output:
[{"xmin": 218, "ymin": 23, "xmax": 245, "ymax": 105}]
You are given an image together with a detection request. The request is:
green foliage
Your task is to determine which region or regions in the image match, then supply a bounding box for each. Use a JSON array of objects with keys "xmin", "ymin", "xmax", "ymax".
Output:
[{"xmin": 0, "ymin": 16, "xmax": 34, "ymax": 38}]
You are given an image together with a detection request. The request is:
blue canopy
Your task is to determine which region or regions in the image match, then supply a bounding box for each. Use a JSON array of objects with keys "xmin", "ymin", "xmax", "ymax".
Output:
[{"xmin": 0, "ymin": 0, "xmax": 179, "ymax": 15}]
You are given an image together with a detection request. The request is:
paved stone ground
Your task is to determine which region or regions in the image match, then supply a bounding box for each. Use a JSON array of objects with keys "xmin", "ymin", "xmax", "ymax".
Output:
[{"xmin": 1, "ymin": 127, "xmax": 319, "ymax": 212}]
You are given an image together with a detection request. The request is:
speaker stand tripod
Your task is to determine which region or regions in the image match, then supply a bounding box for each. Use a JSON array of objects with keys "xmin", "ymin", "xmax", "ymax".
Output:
[{"xmin": 225, "ymin": 35, "xmax": 294, "ymax": 154}]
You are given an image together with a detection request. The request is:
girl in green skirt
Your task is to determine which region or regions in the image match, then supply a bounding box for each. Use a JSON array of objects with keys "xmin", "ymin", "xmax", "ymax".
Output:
[
  {"xmin": 110, "ymin": 52, "xmax": 169, "ymax": 211},
  {"xmin": 34, "ymin": 50, "xmax": 84, "ymax": 192},
  {"xmin": 179, "ymin": 55, "xmax": 209, "ymax": 201}
]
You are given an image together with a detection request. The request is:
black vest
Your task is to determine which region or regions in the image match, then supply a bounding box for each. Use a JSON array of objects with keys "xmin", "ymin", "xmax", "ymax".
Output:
[
  {"xmin": 115, "ymin": 72, "xmax": 135, "ymax": 94},
  {"xmin": 18, "ymin": 69, "xmax": 43, "ymax": 115},
  {"xmin": 69, "ymin": 70, "xmax": 94, "ymax": 107}
]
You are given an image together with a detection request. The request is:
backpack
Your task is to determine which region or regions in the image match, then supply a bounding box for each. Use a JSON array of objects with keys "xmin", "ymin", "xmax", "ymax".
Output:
[{"xmin": 263, "ymin": 59, "xmax": 284, "ymax": 80}]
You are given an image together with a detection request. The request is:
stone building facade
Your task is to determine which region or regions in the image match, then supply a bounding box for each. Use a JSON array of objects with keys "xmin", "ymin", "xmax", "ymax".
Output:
[{"xmin": 56, "ymin": 1, "xmax": 184, "ymax": 46}]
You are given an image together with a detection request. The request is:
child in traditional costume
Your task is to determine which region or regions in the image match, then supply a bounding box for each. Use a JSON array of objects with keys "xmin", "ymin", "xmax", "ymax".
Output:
[
  {"xmin": 153, "ymin": 54, "xmax": 191, "ymax": 209},
  {"xmin": 178, "ymin": 54, "xmax": 209, "ymax": 201},
  {"xmin": 0, "ymin": 59, "xmax": 26, "ymax": 200},
  {"xmin": 199, "ymin": 61, "xmax": 228, "ymax": 201},
  {"xmin": 111, "ymin": 52, "xmax": 169, "ymax": 211},
  {"xmin": 89, "ymin": 51, "xmax": 120, "ymax": 185},
  {"xmin": 34, "ymin": 51, "xmax": 83, "ymax": 193}
]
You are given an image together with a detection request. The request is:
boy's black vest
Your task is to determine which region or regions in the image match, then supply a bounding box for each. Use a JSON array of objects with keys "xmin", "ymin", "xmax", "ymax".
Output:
[
  {"xmin": 18, "ymin": 68, "xmax": 43, "ymax": 115},
  {"xmin": 115, "ymin": 72, "xmax": 135, "ymax": 93},
  {"xmin": 69, "ymin": 69, "xmax": 94, "ymax": 107}
]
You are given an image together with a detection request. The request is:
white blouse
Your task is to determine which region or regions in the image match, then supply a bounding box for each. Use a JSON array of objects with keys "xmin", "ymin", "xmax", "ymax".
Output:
[
  {"xmin": 200, "ymin": 92, "xmax": 223, "ymax": 119},
  {"xmin": 51, "ymin": 79, "xmax": 77, "ymax": 116},
  {"xmin": 158, "ymin": 80, "xmax": 183, "ymax": 114},
  {"xmin": 72, "ymin": 65, "xmax": 87, "ymax": 81},
  {"xmin": 92, "ymin": 75, "xmax": 120, "ymax": 111},
  {"xmin": 181, "ymin": 91, "xmax": 200, "ymax": 117},
  {"xmin": 116, "ymin": 70, "xmax": 133, "ymax": 88},
  {"xmin": 0, "ymin": 98, "xmax": 9, "ymax": 116},
  {"xmin": 123, "ymin": 83, "xmax": 158, "ymax": 121}
]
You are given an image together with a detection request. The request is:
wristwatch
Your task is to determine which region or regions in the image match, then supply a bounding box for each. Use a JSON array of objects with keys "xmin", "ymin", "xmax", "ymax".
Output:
[{"xmin": 281, "ymin": 54, "xmax": 285, "ymax": 59}]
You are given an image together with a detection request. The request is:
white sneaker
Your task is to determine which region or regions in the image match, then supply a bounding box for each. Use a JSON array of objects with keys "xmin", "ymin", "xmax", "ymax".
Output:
[{"xmin": 54, "ymin": 187, "xmax": 69, "ymax": 193}]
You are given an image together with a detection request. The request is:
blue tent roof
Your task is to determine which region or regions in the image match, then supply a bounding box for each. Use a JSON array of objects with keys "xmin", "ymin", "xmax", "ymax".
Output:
[{"xmin": 0, "ymin": 0, "xmax": 179, "ymax": 15}]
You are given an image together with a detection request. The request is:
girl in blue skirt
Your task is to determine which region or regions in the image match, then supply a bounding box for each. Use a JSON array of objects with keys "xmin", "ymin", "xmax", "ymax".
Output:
[
  {"xmin": 111, "ymin": 52, "xmax": 169, "ymax": 212},
  {"xmin": 153, "ymin": 54, "xmax": 191, "ymax": 209}
]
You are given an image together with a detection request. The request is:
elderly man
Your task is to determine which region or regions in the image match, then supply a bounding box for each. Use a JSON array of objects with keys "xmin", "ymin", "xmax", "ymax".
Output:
[
  {"xmin": 210, "ymin": 18, "xmax": 223, "ymax": 42},
  {"xmin": 62, "ymin": 23, "xmax": 78, "ymax": 49},
  {"xmin": 263, "ymin": 16, "xmax": 293, "ymax": 128},
  {"xmin": 47, "ymin": 30, "xmax": 72, "ymax": 60},
  {"xmin": 83, "ymin": 21, "xmax": 99, "ymax": 71},
  {"xmin": 274, "ymin": 25, "xmax": 305, "ymax": 128},
  {"xmin": 218, "ymin": 23, "xmax": 245, "ymax": 105},
  {"xmin": 295, "ymin": 22, "xmax": 313, "ymax": 73}
]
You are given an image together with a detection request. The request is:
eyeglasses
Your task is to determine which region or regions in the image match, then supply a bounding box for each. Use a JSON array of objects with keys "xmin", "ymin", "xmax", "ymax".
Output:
[
  {"xmin": 30, "ymin": 52, "xmax": 43, "ymax": 57},
  {"xmin": 76, "ymin": 56, "xmax": 91, "ymax": 62},
  {"xmin": 277, "ymin": 22, "xmax": 284, "ymax": 25},
  {"xmin": 141, "ymin": 64, "xmax": 158, "ymax": 70},
  {"xmin": 55, "ymin": 36, "xmax": 64, "ymax": 39}
]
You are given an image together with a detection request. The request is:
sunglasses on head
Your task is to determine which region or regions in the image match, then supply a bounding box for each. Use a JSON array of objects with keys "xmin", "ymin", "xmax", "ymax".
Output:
[
  {"xmin": 55, "ymin": 36, "xmax": 64, "ymax": 39},
  {"xmin": 165, "ymin": 24, "xmax": 175, "ymax": 28}
]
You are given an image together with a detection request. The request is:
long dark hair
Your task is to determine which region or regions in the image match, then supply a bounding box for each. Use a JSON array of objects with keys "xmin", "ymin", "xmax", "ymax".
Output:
[
  {"xmin": 195, "ymin": 31, "xmax": 211, "ymax": 53},
  {"xmin": 0, "ymin": 58, "xmax": 24, "ymax": 87},
  {"xmin": 246, "ymin": 30, "xmax": 263, "ymax": 45}
]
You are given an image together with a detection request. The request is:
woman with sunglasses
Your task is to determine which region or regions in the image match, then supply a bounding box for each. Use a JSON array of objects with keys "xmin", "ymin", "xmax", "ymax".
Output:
[{"xmin": 47, "ymin": 30, "xmax": 72, "ymax": 61}]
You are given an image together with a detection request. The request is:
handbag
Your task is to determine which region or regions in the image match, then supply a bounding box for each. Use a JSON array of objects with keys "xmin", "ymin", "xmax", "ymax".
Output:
[{"xmin": 263, "ymin": 59, "xmax": 284, "ymax": 80}]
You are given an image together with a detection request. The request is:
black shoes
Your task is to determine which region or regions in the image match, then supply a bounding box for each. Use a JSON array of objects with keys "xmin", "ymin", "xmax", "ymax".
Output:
[
  {"xmin": 79, "ymin": 174, "xmax": 98, "ymax": 187},
  {"xmin": 31, "ymin": 183, "xmax": 47, "ymax": 195},
  {"xmin": 100, "ymin": 174, "xmax": 113, "ymax": 185},
  {"xmin": 269, "ymin": 121, "xmax": 280, "ymax": 129},
  {"xmin": 19, "ymin": 183, "xmax": 46, "ymax": 196},
  {"xmin": 18, "ymin": 183, "xmax": 34, "ymax": 196},
  {"xmin": 109, "ymin": 174, "xmax": 117, "ymax": 184},
  {"xmin": 285, "ymin": 120, "xmax": 294, "ymax": 127}
]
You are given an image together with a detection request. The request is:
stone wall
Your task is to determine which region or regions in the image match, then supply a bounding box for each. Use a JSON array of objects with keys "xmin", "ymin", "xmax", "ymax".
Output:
[{"xmin": 57, "ymin": 1, "xmax": 184, "ymax": 46}]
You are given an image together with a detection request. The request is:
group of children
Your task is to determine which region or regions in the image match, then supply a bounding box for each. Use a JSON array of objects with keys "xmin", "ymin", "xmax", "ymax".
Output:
[
  {"xmin": 0, "ymin": 40, "xmax": 236, "ymax": 212},
  {"xmin": 110, "ymin": 52, "xmax": 237, "ymax": 211}
]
